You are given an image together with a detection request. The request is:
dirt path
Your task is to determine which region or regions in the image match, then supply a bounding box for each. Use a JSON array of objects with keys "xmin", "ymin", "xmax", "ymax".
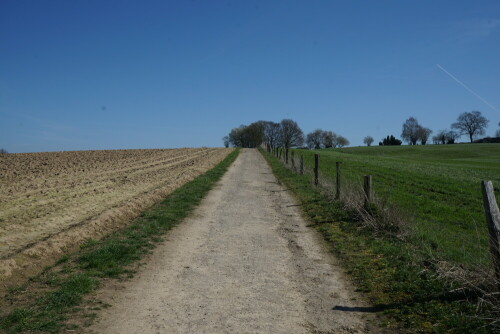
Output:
[{"xmin": 88, "ymin": 149, "xmax": 378, "ymax": 333}]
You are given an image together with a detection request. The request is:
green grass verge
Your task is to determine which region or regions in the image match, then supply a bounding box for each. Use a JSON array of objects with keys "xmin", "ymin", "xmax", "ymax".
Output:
[
  {"xmin": 0, "ymin": 149, "xmax": 239, "ymax": 333},
  {"xmin": 260, "ymin": 147, "xmax": 494, "ymax": 333},
  {"xmin": 293, "ymin": 144, "xmax": 500, "ymax": 267}
]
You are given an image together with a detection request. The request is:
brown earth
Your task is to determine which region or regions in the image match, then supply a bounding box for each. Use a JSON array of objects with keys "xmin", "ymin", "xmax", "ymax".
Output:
[
  {"xmin": 87, "ymin": 149, "xmax": 379, "ymax": 333},
  {"xmin": 0, "ymin": 148, "xmax": 233, "ymax": 293}
]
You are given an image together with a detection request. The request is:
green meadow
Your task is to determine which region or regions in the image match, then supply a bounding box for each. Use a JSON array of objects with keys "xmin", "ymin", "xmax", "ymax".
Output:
[{"xmin": 294, "ymin": 143, "xmax": 500, "ymax": 267}]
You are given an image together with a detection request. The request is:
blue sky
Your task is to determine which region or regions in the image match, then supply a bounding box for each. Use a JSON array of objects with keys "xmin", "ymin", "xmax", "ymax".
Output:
[{"xmin": 1, "ymin": 0, "xmax": 500, "ymax": 152}]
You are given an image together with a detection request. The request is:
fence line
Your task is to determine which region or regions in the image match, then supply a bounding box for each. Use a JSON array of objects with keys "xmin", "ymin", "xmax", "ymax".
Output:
[
  {"xmin": 336, "ymin": 162, "xmax": 341, "ymax": 200},
  {"xmin": 300, "ymin": 155, "xmax": 304, "ymax": 175},
  {"xmin": 268, "ymin": 148, "xmax": 500, "ymax": 287},
  {"xmin": 482, "ymin": 181, "xmax": 500, "ymax": 286},
  {"xmin": 364, "ymin": 175, "xmax": 372, "ymax": 205},
  {"xmin": 314, "ymin": 154, "xmax": 319, "ymax": 186}
]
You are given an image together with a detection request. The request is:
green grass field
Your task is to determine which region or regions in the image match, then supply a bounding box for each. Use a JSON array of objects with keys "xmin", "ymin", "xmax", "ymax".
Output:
[
  {"xmin": 263, "ymin": 146, "xmax": 500, "ymax": 332},
  {"xmin": 294, "ymin": 143, "xmax": 500, "ymax": 267}
]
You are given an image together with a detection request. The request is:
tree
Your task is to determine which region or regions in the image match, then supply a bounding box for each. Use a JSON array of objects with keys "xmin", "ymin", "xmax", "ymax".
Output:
[
  {"xmin": 246, "ymin": 121, "xmax": 266, "ymax": 147},
  {"xmin": 263, "ymin": 121, "xmax": 282, "ymax": 150},
  {"xmin": 227, "ymin": 121, "xmax": 265, "ymax": 148},
  {"xmin": 336, "ymin": 136, "xmax": 350, "ymax": 148},
  {"xmin": 363, "ymin": 136, "xmax": 374, "ymax": 146},
  {"xmin": 495, "ymin": 122, "xmax": 500, "ymax": 137},
  {"xmin": 445, "ymin": 130, "xmax": 459, "ymax": 144},
  {"xmin": 306, "ymin": 129, "xmax": 324, "ymax": 149},
  {"xmin": 322, "ymin": 131, "xmax": 336, "ymax": 148},
  {"xmin": 280, "ymin": 119, "xmax": 304, "ymax": 148},
  {"xmin": 451, "ymin": 111, "xmax": 489, "ymax": 143},
  {"xmin": 222, "ymin": 136, "xmax": 229, "ymax": 148},
  {"xmin": 0, "ymin": 148, "xmax": 7, "ymax": 154},
  {"xmin": 432, "ymin": 130, "xmax": 447, "ymax": 144},
  {"xmin": 417, "ymin": 127, "xmax": 432, "ymax": 145},
  {"xmin": 401, "ymin": 117, "xmax": 420, "ymax": 145},
  {"xmin": 380, "ymin": 135, "xmax": 402, "ymax": 146},
  {"xmin": 432, "ymin": 130, "xmax": 458, "ymax": 144},
  {"xmin": 228, "ymin": 125, "xmax": 247, "ymax": 147}
]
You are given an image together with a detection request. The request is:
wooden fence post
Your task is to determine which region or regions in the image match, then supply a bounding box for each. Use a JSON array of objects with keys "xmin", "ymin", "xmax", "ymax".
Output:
[
  {"xmin": 286, "ymin": 149, "xmax": 289, "ymax": 164},
  {"xmin": 336, "ymin": 162, "xmax": 341, "ymax": 199},
  {"xmin": 291, "ymin": 151, "xmax": 295, "ymax": 169},
  {"xmin": 314, "ymin": 154, "xmax": 319, "ymax": 186},
  {"xmin": 481, "ymin": 181, "xmax": 500, "ymax": 285},
  {"xmin": 300, "ymin": 155, "xmax": 304, "ymax": 175},
  {"xmin": 364, "ymin": 175, "xmax": 372, "ymax": 205}
]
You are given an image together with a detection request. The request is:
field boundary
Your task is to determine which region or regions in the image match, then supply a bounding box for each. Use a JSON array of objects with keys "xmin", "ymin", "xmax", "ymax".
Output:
[{"xmin": 0, "ymin": 149, "xmax": 239, "ymax": 333}]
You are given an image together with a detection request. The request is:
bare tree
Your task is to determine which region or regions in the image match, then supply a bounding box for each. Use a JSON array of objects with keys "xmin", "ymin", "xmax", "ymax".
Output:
[
  {"xmin": 227, "ymin": 121, "xmax": 265, "ymax": 148},
  {"xmin": 280, "ymin": 119, "xmax": 304, "ymax": 148},
  {"xmin": 417, "ymin": 127, "xmax": 432, "ymax": 145},
  {"xmin": 401, "ymin": 117, "xmax": 420, "ymax": 145},
  {"xmin": 322, "ymin": 131, "xmax": 336, "ymax": 148},
  {"xmin": 336, "ymin": 136, "xmax": 350, "ymax": 148},
  {"xmin": 451, "ymin": 111, "xmax": 489, "ymax": 142},
  {"xmin": 222, "ymin": 136, "xmax": 229, "ymax": 148},
  {"xmin": 0, "ymin": 148, "xmax": 7, "ymax": 154},
  {"xmin": 432, "ymin": 130, "xmax": 447, "ymax": 144},
  {"xmin": 445, "ymin": 130, "xmax": 459, "ymax": 144},
  {"xmin": 363, "ymin": 136, "xmax": 374, "ymax": 146},
  {"xmin": 496, "ymin": 122, "xmax": 500, "ymax": 137},
  {"xmin": 228, "ymin": 125, "xmax": 247, "ymax": 147},
  {"xmin": 263, "ymin": 121, "xmax": 282, "ymax": 149},
  {"xmin": 433, "ymin": 130, "xmax": 459, "ymax": 144},
  {"xmin": 306, "ymin": 129, "xmax": 324, "ymax": 149}
]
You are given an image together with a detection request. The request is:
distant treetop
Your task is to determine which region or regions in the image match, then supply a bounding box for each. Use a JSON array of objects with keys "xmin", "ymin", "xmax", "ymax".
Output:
[
  {"xmin": 379, "ymin": 135, "xmax": 402, "ymax": 146},
  {"xmin": 451, "ymin": 111, "xmax": 489, "ymax": 143}
]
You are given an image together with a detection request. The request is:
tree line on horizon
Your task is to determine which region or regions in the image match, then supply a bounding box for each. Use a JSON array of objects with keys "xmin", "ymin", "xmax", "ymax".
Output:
[
  {"xmin": 224, "ymin": 111, "xmax": 499, "ymax": 149},
  {"xmin": 398, "ymin": 111, "xmax": 493, "ymax": 146},
  {"xmin": 366, "ymin": 111, "xmax": 497, "ymax": 147},
  {"xmin": 223, "ymin": 119, "xmax": 350, "ymax": 149}
]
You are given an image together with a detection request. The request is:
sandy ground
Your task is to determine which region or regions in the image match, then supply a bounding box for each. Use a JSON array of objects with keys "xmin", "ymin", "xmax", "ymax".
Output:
[
  {"xmin": 0, "ymin": 148, "xmax": 232, "ymax": 292},
  {"xmin": 88, "ymin": 149, "xmax": 378, "ymax": 334}
]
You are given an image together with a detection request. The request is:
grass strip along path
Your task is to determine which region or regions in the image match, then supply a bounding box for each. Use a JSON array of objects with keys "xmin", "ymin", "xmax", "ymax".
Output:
[
  {"xmin": 0, "ymin": 149, "xmax": 239, "ymax": 333},
  {"xmin": 259, "ymin": 148, "xmax": 496, "ymax": 333}
]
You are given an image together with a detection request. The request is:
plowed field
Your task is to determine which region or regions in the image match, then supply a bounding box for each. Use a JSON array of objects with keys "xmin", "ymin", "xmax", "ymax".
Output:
[{"xmin": 0, "ymin": 148, "xmax": 232, "ymax": 289}]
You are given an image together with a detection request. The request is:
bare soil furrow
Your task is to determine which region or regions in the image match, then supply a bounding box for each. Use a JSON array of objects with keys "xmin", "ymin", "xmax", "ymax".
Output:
[
  {"xmin": 0, "ymin": 148, "xmax": 232, "ymax": 294},
  {"xmin": 0, "ymin": 148, "xmax": 215, "ymax": 200}
]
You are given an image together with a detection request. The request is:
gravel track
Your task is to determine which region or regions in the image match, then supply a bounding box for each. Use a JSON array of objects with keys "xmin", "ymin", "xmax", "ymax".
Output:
[{"xmin": 88, "ymin": 149, "xmax": 378, "ymax": 334}]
